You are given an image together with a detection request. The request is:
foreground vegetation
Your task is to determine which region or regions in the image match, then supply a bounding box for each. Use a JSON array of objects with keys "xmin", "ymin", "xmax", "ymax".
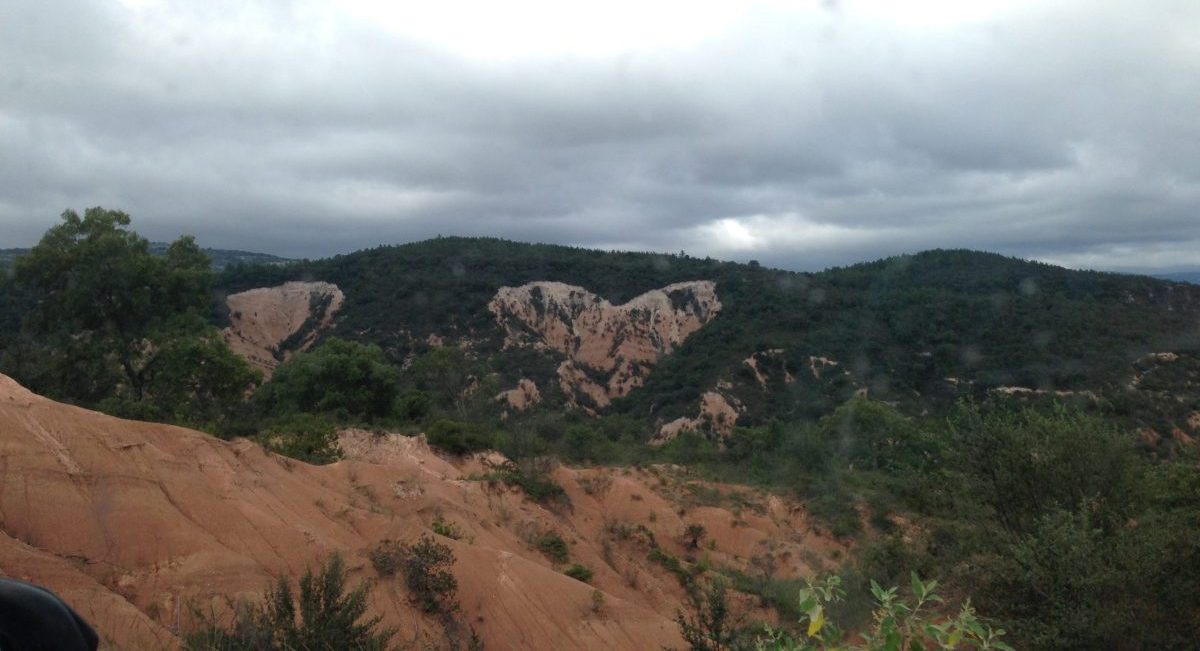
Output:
[{"xmin": 186, "ymin": 554, "xmax": 394, "ymax": 651}]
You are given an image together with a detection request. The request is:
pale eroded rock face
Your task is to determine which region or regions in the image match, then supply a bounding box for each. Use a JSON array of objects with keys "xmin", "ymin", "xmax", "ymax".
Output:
[
  {"xmin": 743, "ymin": 349, "xmax": 796, "ymax": 389},
  {"xmin": 495, "ymin": 378, "xmax": 542, "ymax": 412},
  {"xmin": 655, "ymin": 390, "xmax": 743, "ymax": 442},
  {"xmin": 488, "ymin": 281, "xmax": 721, "ymax": 411},
  {"xmin": 222, "ymin": 281, "xmax": 344, "ymax": 377}
]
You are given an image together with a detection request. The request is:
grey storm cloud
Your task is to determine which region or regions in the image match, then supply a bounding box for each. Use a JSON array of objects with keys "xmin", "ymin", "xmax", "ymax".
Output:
[{"xmin": 1, "ymin": 0, "xmax": 1198, "ymax": 273}]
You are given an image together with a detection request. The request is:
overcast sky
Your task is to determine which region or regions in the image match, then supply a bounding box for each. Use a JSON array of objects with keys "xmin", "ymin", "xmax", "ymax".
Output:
[{"xmin": 2, "ymin": 0, "xmax": 1197, "ymax": 272}]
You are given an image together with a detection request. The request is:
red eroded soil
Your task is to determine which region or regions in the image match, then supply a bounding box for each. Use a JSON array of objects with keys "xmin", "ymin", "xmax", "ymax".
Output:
[{"xmin": 0, "ymin": 375, "xmax": 843, "ymax": 650}]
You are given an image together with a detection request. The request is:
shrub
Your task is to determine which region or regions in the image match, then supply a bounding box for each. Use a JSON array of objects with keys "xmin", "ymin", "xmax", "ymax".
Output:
[
  {"xmin": 563, "ymin": 564, "xmax": 594, "ymax": 583},
  {"xmin": 398, "ymin": 535, "xmax": 459, "ymax": 614},
  {"xmin": 185, "ymin": 553, "xmax": 394, "ymax": 651},
  {"xmin": 393, "ymin": 389, "xmax": 432, "ymax": 421},
  {"xmin": 260, "ymin": 414, "xmax": 342, "ymax": 465},
  {"xmin": 431, "ymin": 516, "xmax": 465, "ymax": 540},
  {"xmin": 535, "ymin": 532, "xmax": 570, "ymax": 564},
  {"xmin": 478, "ymin": 459, "xmax": 569, "ymax": 506},
  {"xmin": 369, "ymin": 539, "xmax": 405, "ymax": 578},
  {"xmin": 676, "ymin": 579, "xmax": 747, "ymax": 651},
  {"xmin": 590, "ymin": 589, "xmax": 605, "ymax": 614},
  {"xmin": 427, "ymin": 419, "xmax": 494, "ymax": 456}
]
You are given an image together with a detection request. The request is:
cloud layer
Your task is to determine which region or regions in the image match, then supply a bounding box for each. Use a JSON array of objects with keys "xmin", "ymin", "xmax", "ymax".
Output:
[{"xmin": 2, "ymin": 0, "xmax": 1197, "ymax": 272}]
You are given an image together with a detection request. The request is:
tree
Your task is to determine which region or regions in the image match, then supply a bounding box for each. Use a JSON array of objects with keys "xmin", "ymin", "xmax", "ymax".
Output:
[
  {"xmin": 255, "ymin": 338, "xmax": 400, "ymax": 421},
  {"xmin": 7, "ymin": 208, "xmax": 258, "ymax": 427},
  {"xmin": 818, "ymin": 398, "xmax": 930, "ymax": 473},
  {"xmin": 406, "ymin": 347, "xmax": 479, "ymax": 417},
  {"xmin": 943, "ymin": 404, "xmax": 1140, "ymax": 538}
]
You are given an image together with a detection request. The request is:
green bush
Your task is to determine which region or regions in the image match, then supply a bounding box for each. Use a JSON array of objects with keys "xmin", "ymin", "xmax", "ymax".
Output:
[
  {"xmin": 479, "ymin": 459, "xmax": 569, "ymax": 506},
  {"xmin": 535, "ymin": 532, "xmax": 569, "ymax": 564},
  {"xmin": 676, "ymin": 579, "xmax": 747, "ymax": 651},
  {"xmin": 399, "ymin": 535, "xmax": 459, "ymax": 614},
  {"xmin": 563, "ymin": 564, "xmax": 594, "ymax": 583},
  {"xmin": 427, "ymin": 419, "xmax": 494, "ymax": 456},
  {"xmin": 185, "ymin": 553, "xmax": 394, "ymax": 651},
  {"xmin": 431, "ymin": 516, "xmax": 465, "ymax": 540},
  {"xmin": 369, "ymin": 539, "xmax": 405, "ymax": 578},
  {"xmin": 259, "ymin": 414, "xmax": 342, "ymax": 465},
  {"xmin": 393, "ymin": 389, "xmax": 432, "ymax": 421}
]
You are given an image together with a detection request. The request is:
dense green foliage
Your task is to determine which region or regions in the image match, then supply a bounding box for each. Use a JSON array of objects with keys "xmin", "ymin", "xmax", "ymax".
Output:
[
  {"xmin": 186, "ymin": 554, "xmax": 394, "ymax": 651},
  {"xmin": 0, "ymin": 208, "xmax": 258, "ymax": 430},
  {"xmin": 751, "ymin": 574, "xmax": 1013, "ymax": 651},
  {"xmin": 842, "ymin": 405, "xmax": 1200, "ymax": 650},
  {"xmin": 211, "ymin": 238, "xmax": 1200, "ymax": 440},
  {"xmin": 255, "ymin": 338, "xmax": 400, "ymax": 421},
  {"xmin": 260, "ymin": 414, "xmax": 343, "ymax": 465},
  {"xmin": 562, "ymin": 563, "xmax": 594, "ymax": 583}
]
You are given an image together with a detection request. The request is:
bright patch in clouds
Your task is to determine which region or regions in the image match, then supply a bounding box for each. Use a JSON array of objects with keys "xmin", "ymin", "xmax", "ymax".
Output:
[{"xmin": 692, "ymin": 214, "xmax": 874, "ymax": 256}]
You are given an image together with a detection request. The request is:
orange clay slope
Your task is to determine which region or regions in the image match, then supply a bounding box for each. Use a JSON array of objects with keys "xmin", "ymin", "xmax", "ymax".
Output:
[{"xmin": 0, "ymin": 374, "xmax": 844, "ymax": 650}]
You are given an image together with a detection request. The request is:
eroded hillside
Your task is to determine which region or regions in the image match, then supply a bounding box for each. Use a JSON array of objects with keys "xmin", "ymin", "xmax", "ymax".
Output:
[
  {"xmin": 221, "ymin": 281, "xmax": 344, "ymax": 376},
  {"xmin": 489, "ymin": 281, "xmax": 722, "ymax": 412},
  {"xmin": 0, "ymin": 374, "xmax": 842, "ymax": 650}
]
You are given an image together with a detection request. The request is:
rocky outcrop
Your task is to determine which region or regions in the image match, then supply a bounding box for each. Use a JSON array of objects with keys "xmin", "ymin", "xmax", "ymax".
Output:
[
  {"xmin": 655, "ymin": 390, "xmax": 744, "ymax": 442},
  {"xmin": 808, "ymin": 356, "xmax": 842, "ymax": 380},
  {"xmin": 222, "ymin": 281, "xmax": 344, "ymax": 377},
  {"xmin": 488, "ymin": 281, "xmax": 721, "ymax": 411},
  {"xmin": 990, "ymin": 386, "xmax": 1099, "ymax": 401},
  {"xmin": 496, "ymin": 378, "xmax": 542, "ymax": 412},
  {"xmin": 743, "ymin": 349, "xmax": 796, "ymax": 389}
]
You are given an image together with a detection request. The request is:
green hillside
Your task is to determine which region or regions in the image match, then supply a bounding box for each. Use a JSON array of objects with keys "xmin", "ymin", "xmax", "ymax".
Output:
[{"xmin": 213, "ymin": 237, "xmax": 1200, "ymax": 431}]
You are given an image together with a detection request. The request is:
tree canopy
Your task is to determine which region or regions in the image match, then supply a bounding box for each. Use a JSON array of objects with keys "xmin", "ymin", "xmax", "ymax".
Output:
[{"xmin": 2, "ymin": 207, "xmax": 258, "ymax": 429}]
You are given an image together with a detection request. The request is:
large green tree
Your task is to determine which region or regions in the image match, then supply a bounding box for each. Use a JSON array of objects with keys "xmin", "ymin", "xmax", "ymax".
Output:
[
  {"xmin": 255, "ymin": 338, "xmax": 400, "ymax": 421},
  {"xmin": 5, "ymin": 207, "xmax": 258, "ymax": 428}
]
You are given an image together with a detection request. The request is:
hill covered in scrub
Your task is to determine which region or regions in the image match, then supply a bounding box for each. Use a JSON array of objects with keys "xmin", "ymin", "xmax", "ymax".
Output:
[{"xmin": 213, "ymin": 236, "xmax": 1200, "ymax": 444}]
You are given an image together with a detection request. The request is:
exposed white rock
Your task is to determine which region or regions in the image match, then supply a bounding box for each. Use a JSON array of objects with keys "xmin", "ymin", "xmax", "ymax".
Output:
[{"xmin": 489, "ymin": 280, "xmax": 721, "ymax": 410}]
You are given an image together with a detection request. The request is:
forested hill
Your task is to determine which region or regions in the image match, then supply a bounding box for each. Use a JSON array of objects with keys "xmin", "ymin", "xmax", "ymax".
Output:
[
  {"xmin": 213, "ymin": 237, "xmax": 1200, "ymax": 431},
  {"xmin": 0, "ymin": 244, "xmax": 291, "ymax": 270}
]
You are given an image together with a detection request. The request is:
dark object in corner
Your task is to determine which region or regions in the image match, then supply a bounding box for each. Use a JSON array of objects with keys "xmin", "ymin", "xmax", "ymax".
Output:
[{"xmin": 0, "ymin": 578, "xmax": 99, "ymax": 651}]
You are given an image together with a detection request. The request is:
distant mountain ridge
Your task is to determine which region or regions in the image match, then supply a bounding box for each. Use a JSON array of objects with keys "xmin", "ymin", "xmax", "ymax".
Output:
[{"xmin": 1155, "ymin": 271, "xmax": 1200, "ymax": 284}]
